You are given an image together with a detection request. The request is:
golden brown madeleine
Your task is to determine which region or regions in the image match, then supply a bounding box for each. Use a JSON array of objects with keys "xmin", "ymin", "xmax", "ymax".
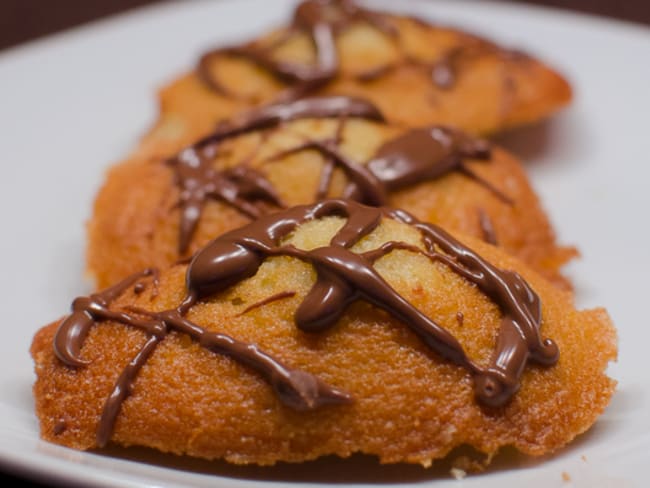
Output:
[
  {"xmin": 144, "ymin": 0, "xmax": 571, "ymax": 154},
  {"xmin": 35, "ymin": 201, "xmax": 615, "ymax": 466},
  {"xmin": 88, "ymin": 97, "xmax": 575, "ymax": 289}
]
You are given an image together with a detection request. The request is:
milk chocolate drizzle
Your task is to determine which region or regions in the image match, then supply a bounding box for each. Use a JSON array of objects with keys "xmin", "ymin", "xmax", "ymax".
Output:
[
  {"xmin": 54, "ymin": 199, "xmax": 557, "ymax": 445},
  {"xmin": 198, "ymin": 0, "xmax": 526, "ymax": 100},
  {"xmin": 54, "ymin": 268, "xmax": 350, "ymax": 447},
  {"xmin": 478, "ymin": 208, "xmax": 499, "ymax": 245},
  {"xmin": 198, "ymin": 0, "xmax": 397, "ymax": 101},
  {"xmin": 168, "ymin": 95, "xmax": 509, "ymax": 253},
  {"xmin": 167, "ymin": 95, "xmax": 384, "ymax": 253},
  {"xmin": 54, "ymin": 269, "xmax": 158, "ymax": 368},
  {"xmin": 265, "ymin": 125, "xmax": 509, "ymax": 206},
  {"xmin": 168, "ymin": 153, "xmax": 283, "ymax": 254},
  {"xmin": 238, "ymin": 290, "xmax": 297, "ymax": 316}
]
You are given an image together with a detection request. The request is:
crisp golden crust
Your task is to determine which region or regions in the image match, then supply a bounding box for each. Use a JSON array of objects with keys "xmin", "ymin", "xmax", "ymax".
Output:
[
  {"xmin": 87, "ymin": 117, "xmax": 575, "ymax": 289},
  {"xmin": 138, "ymin": 15, "xmax": 571, "ymax": 157},
  {"xmin": 33, "ymin": 217, "xmax": 616, "ymax": 466}
]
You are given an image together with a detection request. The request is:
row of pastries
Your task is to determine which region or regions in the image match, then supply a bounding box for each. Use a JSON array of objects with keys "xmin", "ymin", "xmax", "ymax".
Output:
[{"xmin": 31, "ymin": 0, "xmax": 615, "ymax": 472}]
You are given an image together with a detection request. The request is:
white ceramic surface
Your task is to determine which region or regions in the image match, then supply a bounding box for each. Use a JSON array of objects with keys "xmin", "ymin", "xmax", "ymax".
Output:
[{"xmin": 0, "ymin": 0, "xmax": 648, "ymax": 486}]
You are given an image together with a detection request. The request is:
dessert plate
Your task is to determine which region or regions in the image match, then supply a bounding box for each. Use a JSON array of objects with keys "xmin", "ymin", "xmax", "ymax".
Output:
[{"xmin": 1, "ymin": 0, "xmax": 648, "ymax": 486}]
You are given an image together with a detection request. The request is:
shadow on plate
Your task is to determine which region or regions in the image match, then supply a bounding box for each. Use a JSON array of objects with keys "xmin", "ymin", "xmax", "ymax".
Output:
[
  {"xmin": 94, "ymin": 443, "xmax": 547, "ymax": 483},
  {"xmin": 31, "ymin": 381, "xmax": 624, "ymax": 485}
]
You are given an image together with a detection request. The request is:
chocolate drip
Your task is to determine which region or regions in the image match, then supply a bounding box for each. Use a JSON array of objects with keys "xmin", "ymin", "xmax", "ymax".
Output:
[
  {"xmin": 198, "ymin": 0, "xmax": 528, "ymax": 99},
  {"xmin": 195, "ymin": 95, "xmax": 384, "ymax": 150},
  {"xmin": 185, "ymin": 199, "xmax": 558, "ymax": 407},
  {"xmin": 53, "ymin": 269, "xmax": 157, "ymax": 367},
  {"xmin": 168, "ymin": 151, "xmax": 283, "ymax": 254},
  {"xmin": 53, "ymin": 199, "xmax": 558, "ymax": 444},
  {"xmin": 478, "ymin": 208, "xmax": 498, "ymax": 245},
  {"xmin": 371, "ymin": 127, "xmax": 512, "ymax": 204},
  {"xmin": 168, "ymin": 95, "xmax": 384, "ymax": 253},
  {"xmin": 167, "ymin": 89, "xmax": 510, "ymax": 253},
  {"xmin": 98, "ymin": 334, "xmax": 162, "ymax": 446},
  {"xmin": 267, "ymin": 138, "xmax": 387, "ymax": 205},
  {"xmin": 54, "ymin": 276, "xmax": 350, "ymax": 447},
  {"xmin": 358, "ymin": 32, "xmax": 532, "ymax": 99},
  {"xmin": 267, "ymin": 125, "xmax": 510, "ymax": 206},
  {"xmin": 166, "ymin": 88, "xmax": 511, "ymax": 255},
  {"xmin": 359, "ymin": 43, "xmax": 473, "ymax": 90},
  {"xmin": 370, "ymin": 126, "xmax": 490, "ymax": 191},
  {"xmin": 182, "ymin": 201, "xmax": 469, "ymax": 366},
  {"xmin": 198, "ymin": 0, "xmax": 397, "ymax": 101},
  {"xmin": 135, "ymin": 308, "xmax": 350, "ymax": 412},
  {"xmin": 238, "ymin": 290, "xmax": 297, "ymax": 316},
  {"xmin": 392, "ymin": 209, "xmax": 559, "ymax": 405}
]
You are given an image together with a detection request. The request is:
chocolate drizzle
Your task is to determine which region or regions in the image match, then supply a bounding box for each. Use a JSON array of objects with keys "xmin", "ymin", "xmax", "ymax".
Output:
[
  {"xmin": 167, "ymin": 95, "xmax": 384, "ymax": 253},
  {"xmin": 267, "ymin": 125, "xmax": 510, "ymax": 205},
  {"xmin": 53, "ymin": 199, "xmax": 558, "ymax": 446},
  {"xmin": 478, "ymin": 208, "xmax": 499, "ymax": 245},
  {"xmin": 168, "ymin": 152, "xmax": 283, "ymax": 254},
  {"xmin": 427, "ymin": 37, "xmax": 528, "ymax": 91},
  {"xmin": 166, "ymin": 93, "xmax": 510, "ymax": 253},
  {"xmin": 199, "ymin": 0, "xmax": 397, "ymax": 101},
  {"xmin": 370, "ymin": 126, "xmax": 510, "ymax": 201},
  {"xmin": 198, "ymin": 0, "xmax": 527, "ymax": 100},
  {"xmin": 54, "ymin": 269, "xmax": 158, "ymax": 367},
  {"xmin": 390, "ymin": 206, "xmax": 559, "ymax": 404},
  {"xmin": 184, "ymin": 200, "xmax": 558, "ymax": 406},
  {"xmin": 238, "ymin": 290, "xmax": 297, "ymax": 316},
  {"xmin": 54, "ymin": 271, "xmax": 350, "ymax": 447}
]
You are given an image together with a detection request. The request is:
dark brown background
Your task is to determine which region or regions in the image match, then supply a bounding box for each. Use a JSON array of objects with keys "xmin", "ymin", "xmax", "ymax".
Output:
[
  {"xmin": 0, "ymin": 0, "xmax": 647, "ymax": 486},
  {"xmin": 0, "ymin": 0, "xmax": 649, "ymax": 50}
]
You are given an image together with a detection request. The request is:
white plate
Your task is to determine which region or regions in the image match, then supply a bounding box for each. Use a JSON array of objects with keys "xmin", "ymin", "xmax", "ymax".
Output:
[{"xmin": 1, "ymin": 0, "xmax": 648, "ymax": 486}]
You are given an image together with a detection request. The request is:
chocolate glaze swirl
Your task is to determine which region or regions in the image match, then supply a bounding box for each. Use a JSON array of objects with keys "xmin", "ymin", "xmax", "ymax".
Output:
[
  {"xmin": 198, "ymin": 0, "xmax": 527, "ymax": 100},
  {"xmin": 167, "ymin": 95, "xmax": 508, "ymax": 254},
  {"xmin": 54, "ymin": 199, "xmax": 557, "ymax": 446}
]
